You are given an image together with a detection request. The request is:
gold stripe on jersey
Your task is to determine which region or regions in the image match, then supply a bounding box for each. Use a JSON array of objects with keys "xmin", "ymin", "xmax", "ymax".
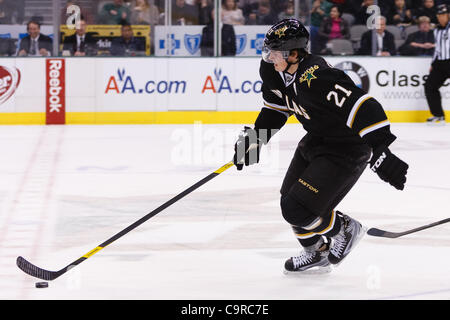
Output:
[
  {"xmin": 359, "ymin": 119, "xmax": 390, "ymax": 137},
  {"xmin": 346, "ymin": 94, "xmax": 372, "ymax": 128},
  {"xmin": 263, "ymin": 101, "xmax": 290, "ymax": 112}
]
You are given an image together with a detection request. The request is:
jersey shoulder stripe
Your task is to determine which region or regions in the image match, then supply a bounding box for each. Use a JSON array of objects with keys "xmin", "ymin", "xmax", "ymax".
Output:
[
  {"xmin": 346, "ymin": 94, "xmax": 373, "ymax": 128},
  {"xmin": 359, "ymin": 119, "xmax": 390, "ymax": 137}
]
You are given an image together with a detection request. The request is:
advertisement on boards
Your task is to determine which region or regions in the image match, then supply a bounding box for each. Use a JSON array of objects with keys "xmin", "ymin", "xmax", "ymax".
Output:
[
  {"xmin": 98, "ymin": 56, "xmax": 449, "ymax": 112},
  {"xmin": 154, "ymin": 25, "xmax": 269, "ymax": 57}
]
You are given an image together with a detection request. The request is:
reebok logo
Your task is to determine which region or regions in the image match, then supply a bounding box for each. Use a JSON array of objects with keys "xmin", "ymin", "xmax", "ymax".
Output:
[
  {"xmin": 46, "ymin": 59, "xmax": 65, "ymax": 124},
  {"xmin": 48, "ymin": 60, "xmax": 63, "ymax": 112}
]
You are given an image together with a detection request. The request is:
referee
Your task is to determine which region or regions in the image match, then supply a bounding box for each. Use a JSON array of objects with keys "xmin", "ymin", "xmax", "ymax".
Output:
[{"xmin": 424, "ymin": 4, "xmax": 450, "ymax": 124}]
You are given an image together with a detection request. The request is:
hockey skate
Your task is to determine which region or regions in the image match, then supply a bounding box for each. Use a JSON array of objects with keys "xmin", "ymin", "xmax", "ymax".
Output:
[
  {"xmin": 284, "ymin": 239, "xmax": 331, "ymax": 275},
  {"xmin": 328, "ymin": 213, "xmax": 366, "ymax": 266},
  {"xmin": 426, "ymin": 116, "xmax": 446, "ymax": 125}
]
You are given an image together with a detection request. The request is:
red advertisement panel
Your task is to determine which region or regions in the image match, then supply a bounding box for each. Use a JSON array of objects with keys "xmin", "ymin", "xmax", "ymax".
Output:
[{"xmin": 46, "ymin": 59, "xmax": 65, "ymax": 124}]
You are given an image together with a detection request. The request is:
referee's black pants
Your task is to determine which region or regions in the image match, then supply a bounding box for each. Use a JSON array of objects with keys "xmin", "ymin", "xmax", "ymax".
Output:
[{"xmin": 424, "ymin": 59, "xmax": 450, "ymax": 118}]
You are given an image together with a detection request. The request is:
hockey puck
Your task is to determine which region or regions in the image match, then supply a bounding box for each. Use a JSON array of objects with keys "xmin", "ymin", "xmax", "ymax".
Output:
[{"xmin": 35, "ymin": 281, "xmax": 49, "ymax": 288}]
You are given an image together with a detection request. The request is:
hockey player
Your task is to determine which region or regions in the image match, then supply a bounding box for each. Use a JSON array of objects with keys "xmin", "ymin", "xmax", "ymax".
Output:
[{"xmin": 233, "ymin": 19, "xmax": 409, "ymax": 273}]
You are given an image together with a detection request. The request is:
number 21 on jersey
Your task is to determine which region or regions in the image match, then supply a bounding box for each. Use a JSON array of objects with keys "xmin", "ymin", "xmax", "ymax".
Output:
[{"xmin": 327, "ymin": 84, "xmax": 352, "ymax": 107}]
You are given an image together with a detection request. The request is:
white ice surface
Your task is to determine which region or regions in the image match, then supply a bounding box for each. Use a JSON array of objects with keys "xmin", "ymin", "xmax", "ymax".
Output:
[{"xmin": 0, "ymin": 123, "xmax": 449, "ymax": 300}]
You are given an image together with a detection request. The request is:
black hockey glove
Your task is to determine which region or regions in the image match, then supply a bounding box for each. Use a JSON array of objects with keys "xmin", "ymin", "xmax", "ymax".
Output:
[
  {"xmin": 233, "ymin": 126, "xmax": 262, "ymax": 170},
  {"xmin": 370, "ymin": 146, "xmax": 409, "ymax": 190}
]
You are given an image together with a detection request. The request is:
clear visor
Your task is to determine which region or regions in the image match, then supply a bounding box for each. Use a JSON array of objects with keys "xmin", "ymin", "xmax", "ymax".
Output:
[{"xmin": 261, "ymin": 45, "xmax": 290, "ymax": 64}]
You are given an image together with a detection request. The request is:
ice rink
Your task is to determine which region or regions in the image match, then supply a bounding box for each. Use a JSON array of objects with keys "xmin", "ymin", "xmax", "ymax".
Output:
[{"xmin": 0, "ymin": 123, "xmax": 449, "ymax": 300}]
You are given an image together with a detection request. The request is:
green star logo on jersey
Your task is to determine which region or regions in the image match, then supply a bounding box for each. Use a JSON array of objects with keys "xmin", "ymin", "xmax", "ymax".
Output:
[
  {"xmin": 303, "ymin": 72, "xmax": 317, "ymax": 87},
  {"xmin": 299, "ymin": 65, "xmax": 319, "ymax": 88}
]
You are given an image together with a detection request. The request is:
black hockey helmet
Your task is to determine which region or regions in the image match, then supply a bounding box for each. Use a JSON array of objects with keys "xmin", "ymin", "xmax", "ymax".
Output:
[{"xmin": 262, "ymin": 19, "xmax": 309, "ymax": 63}]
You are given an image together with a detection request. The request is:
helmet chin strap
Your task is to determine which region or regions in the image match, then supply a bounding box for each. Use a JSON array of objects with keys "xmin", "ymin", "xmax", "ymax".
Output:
[{"xmin": 283, "ymin": 57, "xmax": 301, "ymax": 73}]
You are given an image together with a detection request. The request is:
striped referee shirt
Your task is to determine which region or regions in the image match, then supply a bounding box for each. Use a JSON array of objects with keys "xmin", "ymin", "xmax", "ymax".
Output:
[{"xmin": 433, "ymin": 22, "xmax": 450, "ymax": 61}]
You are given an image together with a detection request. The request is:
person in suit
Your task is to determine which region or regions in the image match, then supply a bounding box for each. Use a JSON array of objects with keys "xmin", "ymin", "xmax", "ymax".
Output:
[
  {"xmin": 358, "ymin": 16, "xmax": 396, "ymax": 56},
  {"xmin": 110, "ymin": 23, "xmax": 146, "ymax": 56},
  {"xmin": 399, "ymin": 16, "xmax": 435, "ymax": 56},
  {"xmin": 17, "ymin": 20, "xmax": 52, "ymax": 56},
  {"xmin": 62, "ymin": 19, "xmax": 97, "ymax": 56}
]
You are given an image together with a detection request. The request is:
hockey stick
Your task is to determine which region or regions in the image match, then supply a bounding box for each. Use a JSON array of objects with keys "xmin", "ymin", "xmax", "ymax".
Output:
[
  {"xmin": 17, "ymin": 161, "xmax": 235, "ymax": 281},
  {"xmin": 367, "ymin": 217, "xmax": 450, "ymax": 238}
]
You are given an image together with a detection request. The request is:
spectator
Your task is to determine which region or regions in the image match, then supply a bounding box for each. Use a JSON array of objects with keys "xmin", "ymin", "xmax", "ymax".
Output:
[
  {"xmin": 358, "ymin": 16, "xmax": 397, "ymax": 56},
  {"xmin": 222, "ymin": 0, "xmax": 245, "ymax": 25},
  {"xmin": 311, "ymin": 0, "xmax": 333, "ymax": 27},
  {"xmin": 240, "ymin": 0, "xmax": 286, "ymax": 17},
  {"xmin": 7, "ymin": 0, "xmax": 24, "ymax": 24},
  {"xmin": 410, "ymin": 0, "xmax": 426, "ymax": 8},
  {"xmin": 0, "ymin": 38, "xmax": 16, "ymax": 56},
  {"xmin": 239, "ymin": 0, "xmax": 259, "ymax": 17},
  {"xmin": 110, "ymin": 23, "xmax": 146, "ymax": 56},
  {"xmin": 268, "ymin": 0, "xmax": 289, "ymax": 16},
  {"xmin": 172, "ymin": 0, "xmax": 199, "ymax": 25},
  {"xmin": 387, "ymin": 0, "xmax": 413, "ymax": 25},
  {"xmin": 245, "ymin": 0, "xmax": 278, "ymax": 25},
  {"xmin": 399, "ymin": 15, "xmax": 435, "ymax": 55},
  {"xmin": 329, "ymin": 0, "xmax": 358, "ymax": 15},
  {"xmin": 278, "ymin": 0, "xmax": 295, "ymax": 20},
  {"xmin": 62, "ymin": 19, "xmax": 97, "ymax": 56},
  {"xmin": 0, "ymin": 0, "xmax": 26, "ymax": 24},
  {"xmin": 17, "ymin": 21, "xmax": 52, "ymax": 57},
  {"xmin": 130, "ymin": 0, "xmax": 160, "ymax": 25},
  {"xmin": 198, "ymin": 0, "xmax": 213, "ymax": 24},
  {"xmin": 61, "ymin": 1, "xmax": 94, "ymax": 25},
  {"xmin": 200, "ymin": 8, "xmax": 236, "ymax": 56},
  {"xmin": 318, "ymin": 5, "xmax": 350, "ymax": 54},
  {"xmin": 413, "ymin": 0, "xmax": 438, "ymax": 24},
  {"xmin": 354, "ymin": 0, "xmax": 375, "ymax": 25},
  {"xmin": 0, "ymin": 0, "xmax": 12, "ymax": 24},
  {"xmin": 98, "ymin": 0, "xmax": 131, "ymax": 24},
  {"xmin": 310, "ymin": 0, "xmax": 333, "ymax": 54}
]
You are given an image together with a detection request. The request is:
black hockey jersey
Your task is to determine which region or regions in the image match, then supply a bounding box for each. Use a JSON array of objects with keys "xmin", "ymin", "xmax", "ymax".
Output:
[{"xmin": 255, "ymin": 54, "xmax": 396, "ymax": 149}]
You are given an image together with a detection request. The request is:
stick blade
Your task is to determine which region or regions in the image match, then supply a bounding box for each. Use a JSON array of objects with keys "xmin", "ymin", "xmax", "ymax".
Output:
[
  {"xmin": 367, "ymin": 228, "xmax": 401, "ymax": 238},
  {"xmin": 16, "ymin": 256, "xmax": 60, "ymax": 281}
]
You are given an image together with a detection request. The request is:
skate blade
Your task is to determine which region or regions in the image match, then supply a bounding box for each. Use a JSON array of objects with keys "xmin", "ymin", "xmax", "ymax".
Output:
[
  {"xmin": 426, "ymin": 121, "xmax": 446, "ymax": 126},
  {"xmin": 283, "ymin": 265, "xmax": 332, "ymax": 276},
  {"xmin": 334, "ymin": 225, "xmax": 368, "ymax": 268}
]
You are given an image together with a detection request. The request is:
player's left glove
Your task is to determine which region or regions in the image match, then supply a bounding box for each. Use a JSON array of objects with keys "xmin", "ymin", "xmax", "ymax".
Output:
[
  {"xmin": 233, "ymin": 126, "xmax": 262, "ymax": 170},
  {"xmin": 370, "ymin": 146, "xmax": 409, "ymax": 190}
]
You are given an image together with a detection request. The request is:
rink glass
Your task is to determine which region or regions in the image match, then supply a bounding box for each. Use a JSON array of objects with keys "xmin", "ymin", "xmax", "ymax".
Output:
[{"xmin": 0, "ymin": 0, "xmax": 314, "ymax": 57}]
